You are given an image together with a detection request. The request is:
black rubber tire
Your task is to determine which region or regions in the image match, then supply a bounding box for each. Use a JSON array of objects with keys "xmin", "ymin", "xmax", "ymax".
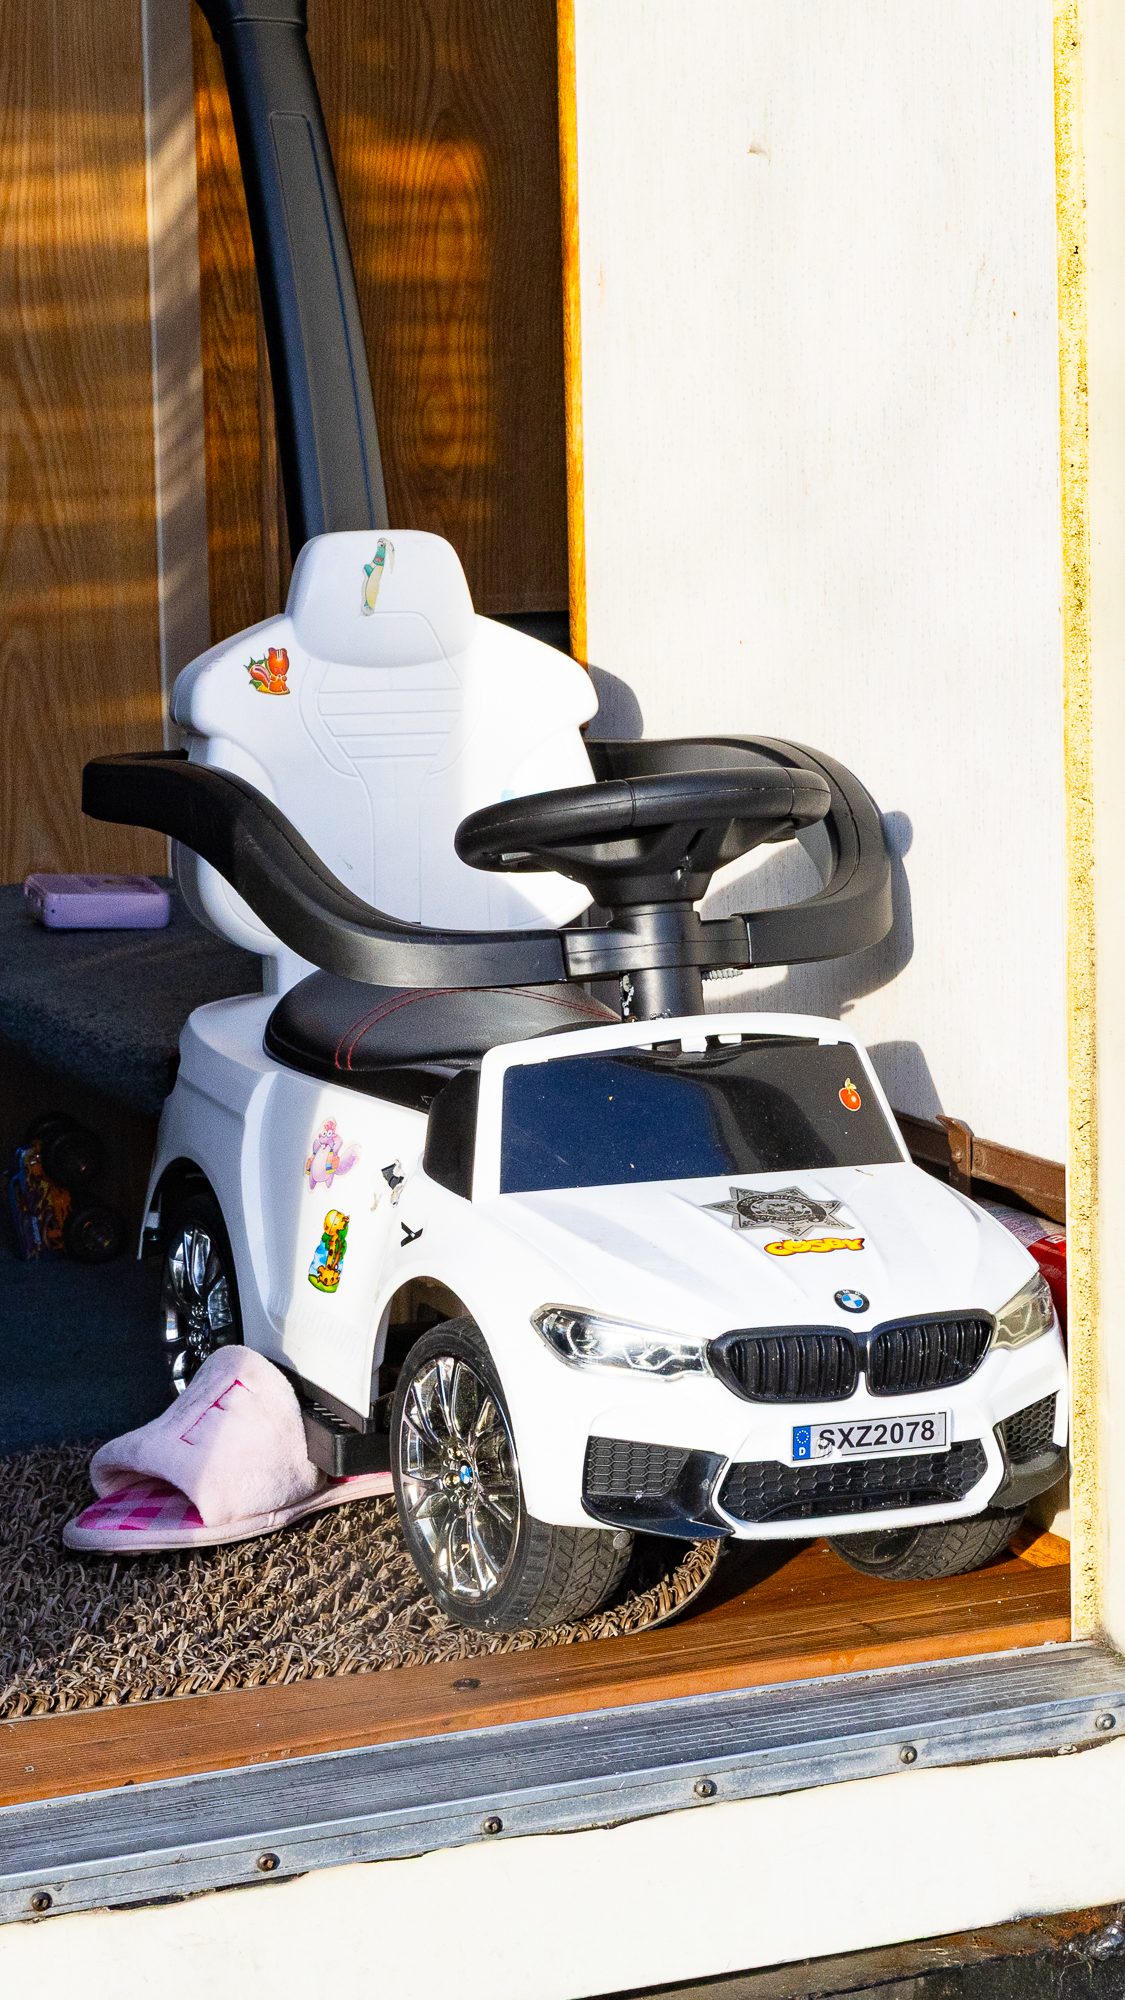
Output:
[
  {"xmin": 828, "ymin": 1506, "xmax": 1025, "ymax": 1581},
  {"xmin": 159, "ymin": 1185, "xmax": 241, "ymax": 1394},
  {"xmin": 64, "ymin": 1199, "xmax": 126, "ymax": 1264},
  {"xmin": 24, "ymin": 1113, "xmax": 80, "ymax": 1146},
  {"xmin": 26, "ymin": 1115, "xmax": 104, "ymax": 1193},
  {"xmin": 391, "ymin": 1318, "xmax": 632, "ymax": 1633}
]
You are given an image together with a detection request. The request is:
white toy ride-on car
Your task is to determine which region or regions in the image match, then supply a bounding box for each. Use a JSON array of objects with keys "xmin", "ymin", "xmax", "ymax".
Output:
[{"xmin": 83, "ymin": 529, "xmax": 1068, "ymax": 1631}]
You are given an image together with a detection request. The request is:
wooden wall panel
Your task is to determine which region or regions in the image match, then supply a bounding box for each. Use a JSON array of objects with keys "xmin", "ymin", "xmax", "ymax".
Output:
[
  {"xmin": 193, "ymin": 0, "xmax": 568, "ymax": 638},
  {"xmin": 0, "ymin": 1, "xmax": 164, "ymax": 881}
]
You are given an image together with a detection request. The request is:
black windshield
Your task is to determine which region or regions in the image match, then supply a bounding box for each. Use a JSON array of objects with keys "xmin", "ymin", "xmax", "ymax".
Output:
[{"xmin": 499, "ymin": 1039, "xmax": 901, "ymax": 1194}]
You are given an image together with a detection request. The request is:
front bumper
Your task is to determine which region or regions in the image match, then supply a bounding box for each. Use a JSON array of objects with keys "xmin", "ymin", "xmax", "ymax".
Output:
[
  {"xmin": 581, "ymin": 1399, "xmax": 1067, "ymax": 1539},
  {"xmin": 537, "ymin": 1327, "xmax": 1070, "ymax": 1542}
]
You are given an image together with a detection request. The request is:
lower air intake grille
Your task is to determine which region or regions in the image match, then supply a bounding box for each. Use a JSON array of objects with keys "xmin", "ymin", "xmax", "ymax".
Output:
[
  {"xmin": 867, "ymin": 1316, "xmax": 992, "ymax": 1394},
  {"xmin": 1000, "ymin": 1396, "xmax": 1057, "ymax": 1464},
  {"xmin": 718, "ymin": 1440, "xmax": 988, "ymax": 1524},
  {"xmin": 583, "ymin": 1437, "xmax": 691, "ymax": 1500},
  {"xmin": 712, "ymin": 1330, "xmax": 858, "ymax": 1403}
]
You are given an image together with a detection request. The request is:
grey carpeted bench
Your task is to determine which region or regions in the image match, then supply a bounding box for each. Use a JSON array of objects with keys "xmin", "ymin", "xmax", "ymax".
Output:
[{"xmin": 0, "ymin": 881, "xmax": 260, "ymax": 1118}]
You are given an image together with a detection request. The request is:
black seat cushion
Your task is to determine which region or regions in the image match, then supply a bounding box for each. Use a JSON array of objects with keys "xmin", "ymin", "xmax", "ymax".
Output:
[{"xmin": 264, "ymin": 974, "xmax": 618, "ymax": 1104}]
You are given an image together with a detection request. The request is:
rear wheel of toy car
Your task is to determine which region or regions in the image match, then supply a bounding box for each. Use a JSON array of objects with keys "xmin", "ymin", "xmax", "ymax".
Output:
[
  {"xmin": 391, "ymin": 1319, "xmax": 633, "ymax": 1632},
  {"xmin": 827, "ymin": 1505, "xmax": 1025, "ymax": 1581},
  {"xmin": 159, "ymin": 1187, "xmax": 241, "ymax": 1395}
]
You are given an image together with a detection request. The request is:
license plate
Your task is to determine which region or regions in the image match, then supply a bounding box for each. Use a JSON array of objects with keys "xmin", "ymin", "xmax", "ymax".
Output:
[{"xmin": 791, "ymin": 1412, "xmax": 948, "ymax": 1463}]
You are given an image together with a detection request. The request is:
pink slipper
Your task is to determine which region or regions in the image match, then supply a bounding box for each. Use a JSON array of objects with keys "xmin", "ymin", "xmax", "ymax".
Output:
[
  {"xmin": 63, "ymin": 1346, "xmax": 392, "ymax": 1553},
  {"xmin": 63, "ymin": 1468, "xmax": 392, "ymax": 1552}
]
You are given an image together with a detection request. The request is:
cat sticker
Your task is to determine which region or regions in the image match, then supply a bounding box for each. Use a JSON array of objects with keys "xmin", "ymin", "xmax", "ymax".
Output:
[{"xmin": 305, "ymin": 1118, "xmax": 360, "ymax": 1191}]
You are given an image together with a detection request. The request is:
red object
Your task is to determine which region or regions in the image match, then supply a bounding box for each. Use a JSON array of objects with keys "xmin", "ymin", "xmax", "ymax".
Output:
[
  {"xmin": 839, "ymin": 1078, "xmax": 862, "ymax": 1113},
  {"xmin": 1030, "ymin": 1234, "xmax": 1067, "ymax": 1338}
]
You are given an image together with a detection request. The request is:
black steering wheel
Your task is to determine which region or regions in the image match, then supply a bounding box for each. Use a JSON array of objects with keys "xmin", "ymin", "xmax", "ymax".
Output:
[{"xmin": 455, "ymin": 766, "xmax": 831, "ymax": 910}]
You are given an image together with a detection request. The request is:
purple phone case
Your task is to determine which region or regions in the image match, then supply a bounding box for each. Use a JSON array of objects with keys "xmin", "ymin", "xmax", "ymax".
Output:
[{"xmin": 23, "ymin": 874, "xmax": 172, "ymax": 931}]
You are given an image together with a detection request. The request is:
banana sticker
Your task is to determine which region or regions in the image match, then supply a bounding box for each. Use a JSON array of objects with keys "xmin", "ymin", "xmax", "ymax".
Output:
[{"xmin": 362, "ymin": 537, "xmax": 394, "ymax": 615}]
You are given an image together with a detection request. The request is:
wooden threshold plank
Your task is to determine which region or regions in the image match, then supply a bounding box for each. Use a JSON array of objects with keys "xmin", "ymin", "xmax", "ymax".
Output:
[{"xmin": 0, "ymin": 1540, "xmax": 1069, "ymax": 1809}]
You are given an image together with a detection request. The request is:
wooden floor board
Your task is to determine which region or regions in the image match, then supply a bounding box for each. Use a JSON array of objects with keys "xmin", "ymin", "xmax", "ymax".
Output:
[{"xmin": 0, "ymin": 1534, "xmax": 1069, "ymax": 1810}]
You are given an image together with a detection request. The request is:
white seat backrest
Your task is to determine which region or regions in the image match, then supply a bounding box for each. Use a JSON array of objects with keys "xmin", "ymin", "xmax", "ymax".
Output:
[{"xmin": 170, "ymin": 531, "xmax": 598, "ymax": 991}]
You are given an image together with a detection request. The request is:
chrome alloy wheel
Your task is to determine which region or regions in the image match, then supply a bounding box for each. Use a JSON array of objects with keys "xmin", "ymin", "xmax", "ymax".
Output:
[
  {"xmin": 398, "ymin": 1354, "xmax": 522, "ymax": 1602},
  {"xmin": 161, "ymin": 1221, "xmax": 235, "ymax": 1393}
]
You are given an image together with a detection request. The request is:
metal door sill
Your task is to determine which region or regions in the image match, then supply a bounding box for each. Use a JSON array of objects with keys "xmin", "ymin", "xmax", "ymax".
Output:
[{"xmin": 0, "ymin": 1640, "xmax": 1120, "ymax": 1925}]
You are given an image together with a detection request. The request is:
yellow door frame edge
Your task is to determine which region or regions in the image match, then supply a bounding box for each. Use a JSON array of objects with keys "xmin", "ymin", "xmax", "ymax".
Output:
[
  {"xmin": 1055, "ymin": 0, "xmax": 1097, "ymax": 1636},
  {"xmin": 557, "ymin": 0, "xmax": 587, "ymax": 666}
]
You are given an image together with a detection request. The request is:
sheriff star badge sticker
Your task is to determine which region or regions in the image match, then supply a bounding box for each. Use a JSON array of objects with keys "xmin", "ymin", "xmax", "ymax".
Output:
[{"xmin": 703, "ymin": 1185, "xmax": 848, "ymax": 1236}]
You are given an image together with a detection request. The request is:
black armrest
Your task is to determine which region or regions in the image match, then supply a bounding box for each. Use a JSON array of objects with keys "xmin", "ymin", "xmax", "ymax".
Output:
[
  {"xmin": 82, "ymin": 753, "xmax": 567, "ymax": 990},
  {"xmin": 587, "ymin": 736, "xmax": 892, "ymax": 965}
]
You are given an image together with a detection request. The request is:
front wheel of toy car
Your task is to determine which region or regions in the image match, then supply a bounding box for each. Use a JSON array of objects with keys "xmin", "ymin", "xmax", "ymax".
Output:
[
  {"xmin": 391, "ymin": 1319, "xmax": 633, "ymax": 1632},
  {"xmin": 827, "ymin": 1505, "xmax": 1025, "ymax": 1581},
  {"xmin": 159, "ymin": 1186, "xmax": 241, "ymax": 1394}
]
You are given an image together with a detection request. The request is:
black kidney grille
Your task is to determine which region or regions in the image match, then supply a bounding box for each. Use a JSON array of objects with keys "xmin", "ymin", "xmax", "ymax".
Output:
[
  {"xmin": 713, "ymin": 1330, "xmax": 859, "ymax": 1403},
  {"xmin": 713, "ymin": 1315, "xmax": 992, "ymax": 1403},
  {"xmin": 866, "ymin": 1316, "xmax": 992, "ymax": 1395},
  {"xmin": 1000, "ymin": 1396, "xmax": 1057, "ymax": 1464},
  {"xmin": 718, "ymin": 1440, "xmax": 988, "ymax": 1524}
]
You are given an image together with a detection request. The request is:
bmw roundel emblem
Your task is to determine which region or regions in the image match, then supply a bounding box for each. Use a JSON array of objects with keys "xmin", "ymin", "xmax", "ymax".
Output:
[{"xmin": 835, "ymin": 1288, "xmax": 869, "ymax": 1314}]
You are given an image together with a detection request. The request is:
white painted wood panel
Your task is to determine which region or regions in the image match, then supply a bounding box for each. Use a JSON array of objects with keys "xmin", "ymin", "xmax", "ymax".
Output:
[{"xmin": 573, "ymin": 0, "xmax": 1065, "ymax": 1159}]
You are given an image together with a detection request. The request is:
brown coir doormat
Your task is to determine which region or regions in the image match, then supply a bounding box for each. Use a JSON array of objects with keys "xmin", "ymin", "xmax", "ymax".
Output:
[{"xmin": 0, "ymin": 1446, "xmax": 721, "ymax": 1718}]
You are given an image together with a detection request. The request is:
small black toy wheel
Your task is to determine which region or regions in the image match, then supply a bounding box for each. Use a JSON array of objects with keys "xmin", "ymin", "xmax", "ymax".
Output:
[
  {"xmin": 25, "ymin": 1114, "xmax": 104, "ymax": 1193},
  {"xmin": 392, "ymin": 1318, "xmax": 632, "ymax": 1632},
  {"xmin": 63, "ymin": 1200, "xmax": 126, "ymax": 1264},
  {"xmin": 828, "ymin": 1507, "xmax": 1025, "ymax": 1581},
  {"xmin": 159, "ymin": 1186, "xmax": 241, "ymax": 1394}
]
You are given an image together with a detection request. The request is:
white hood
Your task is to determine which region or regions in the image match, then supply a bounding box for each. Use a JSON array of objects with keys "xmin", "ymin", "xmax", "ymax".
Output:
[{"xmin": 488, "ymin": 1162, "xmax": 1036, "ymax": 1334}]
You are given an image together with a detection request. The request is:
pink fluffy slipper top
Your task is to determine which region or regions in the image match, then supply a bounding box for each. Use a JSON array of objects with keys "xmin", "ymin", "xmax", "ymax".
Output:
[{"xmin": 88, "ymin": 1347, "xmax": 322, "ymax": 1529}]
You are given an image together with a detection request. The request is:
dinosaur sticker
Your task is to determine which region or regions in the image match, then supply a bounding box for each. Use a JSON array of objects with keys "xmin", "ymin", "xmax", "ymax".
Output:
[
  {"xmin": 361, "ymin": 537, "xmax": 394, "ymax": 615},
  {"xmin": 308, "ymin": 1210, "xmax": 349, "ymax": 1293},
  {"xmin": 246, "ymin": 645, "xmax": 291, "ymax": 696},
  {"xmin": 305, "ymin": 1117, "xmax": 360, "ymax": 1191}
]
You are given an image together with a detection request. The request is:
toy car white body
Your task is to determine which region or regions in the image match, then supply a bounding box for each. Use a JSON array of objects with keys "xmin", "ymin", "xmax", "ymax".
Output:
[
  {"xmin": 147, "ymin": 998, "xmax": 1068, "ymax": 1583},
  {"xmin": 90, "ymin": 528, "xmax": 1067, "ymax": 1627}
]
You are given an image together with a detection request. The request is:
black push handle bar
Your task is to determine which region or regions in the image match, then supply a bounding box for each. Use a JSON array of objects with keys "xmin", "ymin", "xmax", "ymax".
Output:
[
  {"xmin": 83, "ymin": 734, "xmax": 891, "ymax": 1003},
  {"xmin": 195, "ymin": 0, "xmax": 387, "ymax": 554}
]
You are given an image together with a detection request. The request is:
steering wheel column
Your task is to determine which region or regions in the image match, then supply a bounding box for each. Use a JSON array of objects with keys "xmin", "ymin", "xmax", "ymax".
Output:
[{"xmin": 455, "ymin": 764, "xmax": 832, "ymax": 1020}]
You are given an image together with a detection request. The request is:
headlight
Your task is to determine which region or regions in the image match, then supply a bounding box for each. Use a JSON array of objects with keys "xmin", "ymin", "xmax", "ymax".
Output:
[
  {"xmin": 993, "ymin": 1271, "xmax": 1056, "ymax": 1350},
  {"xmin": 532, "ymin": 1305, "xmax": 711, "ymax": 1379}
]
